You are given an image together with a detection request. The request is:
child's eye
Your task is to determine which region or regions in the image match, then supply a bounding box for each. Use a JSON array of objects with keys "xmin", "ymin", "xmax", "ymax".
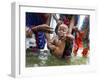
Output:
[{"xmin": 64, "ymin": 30, "xmax": 66, "ymax": 32}]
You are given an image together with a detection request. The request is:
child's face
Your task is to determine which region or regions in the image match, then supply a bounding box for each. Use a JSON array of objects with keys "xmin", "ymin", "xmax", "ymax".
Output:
[{"xmin": 57, "ymin": 24, "xmax": 68, "ymax": 38}]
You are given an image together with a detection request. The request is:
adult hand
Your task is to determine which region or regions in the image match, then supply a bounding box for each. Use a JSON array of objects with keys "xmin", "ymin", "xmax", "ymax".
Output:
[{"xmin": 26, "ymin": 28, "xmax": 32, "ymax": 38}]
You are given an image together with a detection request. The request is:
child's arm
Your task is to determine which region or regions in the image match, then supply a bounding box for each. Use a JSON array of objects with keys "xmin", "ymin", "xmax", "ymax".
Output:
[
  {"xmin": 47, "ymin": 35, "xmax": 59, "ymax": 51},
  {"xmin": 47, "ymin": 38, "xmax": 57, "ymax": 51}
]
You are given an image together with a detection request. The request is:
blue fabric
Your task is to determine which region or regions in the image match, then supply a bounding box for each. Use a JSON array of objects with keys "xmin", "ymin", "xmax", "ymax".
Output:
[
  {"xmin": 26, "ymin": 13, "xmax": 43, "ymax": 27},
  {"xmin": 38, "ymin": 32, "xmax": 46, "ymax": 49},
  {"xmin": 26, "ymin": 12, "xmax": 46, "ymax": 49}
]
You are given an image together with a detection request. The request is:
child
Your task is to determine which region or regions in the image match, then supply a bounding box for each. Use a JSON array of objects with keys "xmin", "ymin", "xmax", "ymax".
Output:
[{"xmin": 47, "ymin": 22, "xmax": 74, "ymax": 60}]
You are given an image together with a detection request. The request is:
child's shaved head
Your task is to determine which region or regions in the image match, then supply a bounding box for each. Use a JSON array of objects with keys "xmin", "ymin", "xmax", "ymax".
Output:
[{"xmin": 57, "ymin": 23, "xmax": 68, "ymax": 38}]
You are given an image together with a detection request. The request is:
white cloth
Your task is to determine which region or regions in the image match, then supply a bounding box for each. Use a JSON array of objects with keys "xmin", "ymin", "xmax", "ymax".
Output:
[{"xmin": 26, "ymin": 33, "xmax": 36, "ymax": 49}]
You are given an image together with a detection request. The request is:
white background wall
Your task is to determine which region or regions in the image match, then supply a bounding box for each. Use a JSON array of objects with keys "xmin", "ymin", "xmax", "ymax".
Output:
[{"xmin": 0, "ymin": 0, "xmax": 100, "ymax": 80}]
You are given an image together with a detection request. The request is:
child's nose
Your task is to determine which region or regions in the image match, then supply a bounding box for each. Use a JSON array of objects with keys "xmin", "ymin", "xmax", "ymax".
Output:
[{"xmin": 60, "ymin": 30, "xmax": 64, "ymax": 33}]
